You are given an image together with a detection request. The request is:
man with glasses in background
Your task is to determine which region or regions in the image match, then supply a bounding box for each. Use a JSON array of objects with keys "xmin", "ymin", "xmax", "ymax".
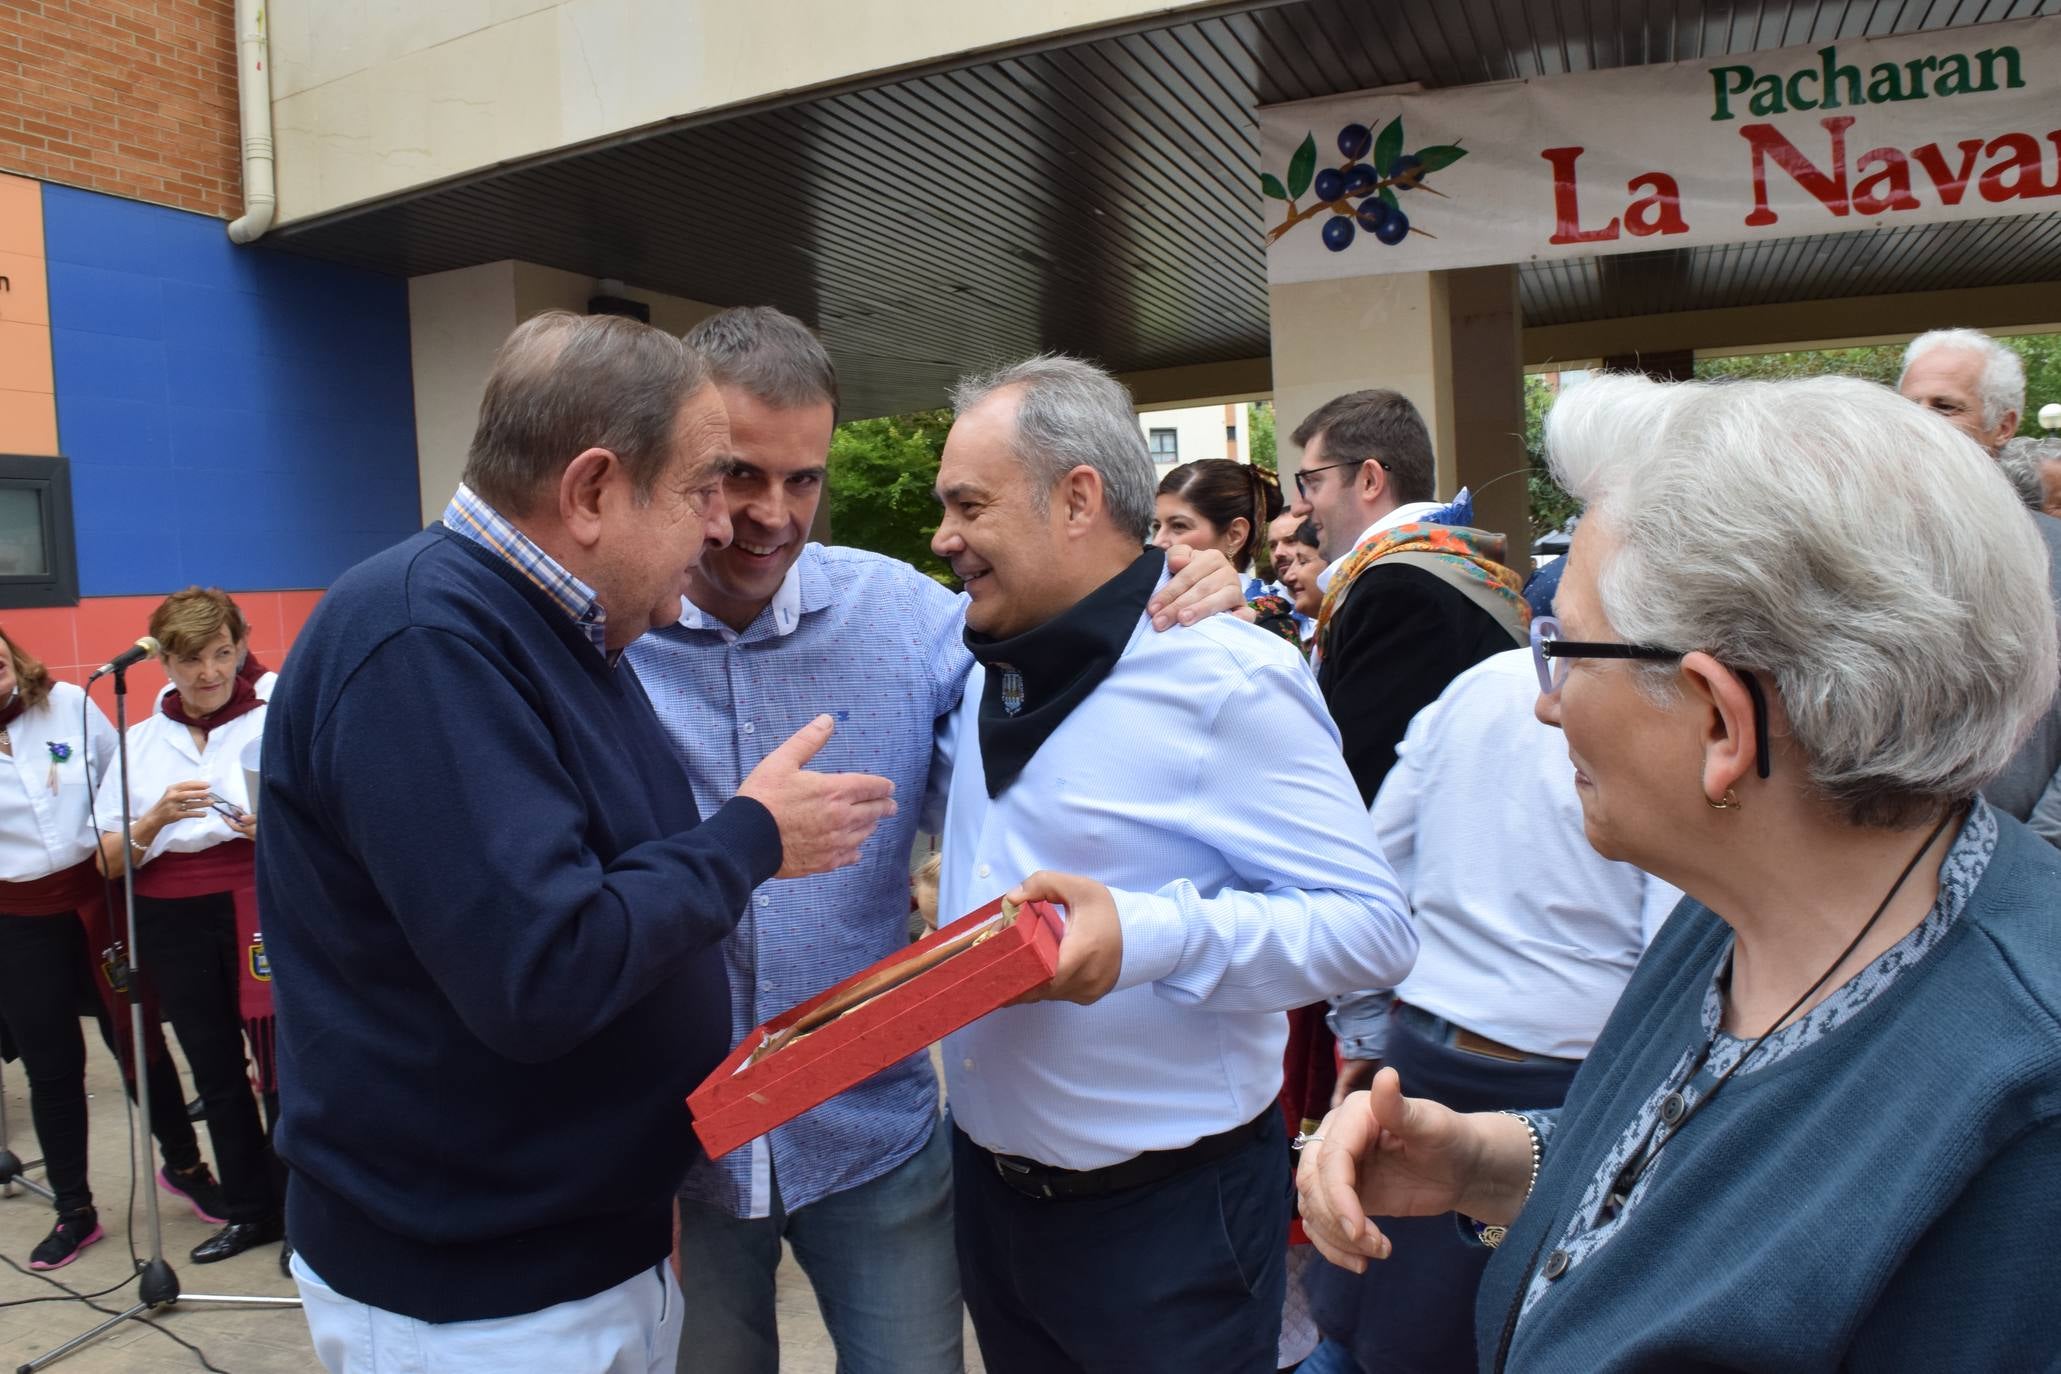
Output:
[{"xmin": 1283, "ymin": 390, "xmax": 1525, "ymax": 804}]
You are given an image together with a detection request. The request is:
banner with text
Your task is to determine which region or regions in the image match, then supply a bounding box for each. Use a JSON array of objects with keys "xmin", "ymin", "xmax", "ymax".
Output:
[{"xmin": 1261, "ymin": 14, "xmax": 2061, "ymax": 283}]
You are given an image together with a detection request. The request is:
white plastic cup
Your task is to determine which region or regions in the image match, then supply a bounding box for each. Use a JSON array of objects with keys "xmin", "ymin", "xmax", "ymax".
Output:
[{"xmin": 241, "ymin": 735, "xmax": 262, "ymax": 818}]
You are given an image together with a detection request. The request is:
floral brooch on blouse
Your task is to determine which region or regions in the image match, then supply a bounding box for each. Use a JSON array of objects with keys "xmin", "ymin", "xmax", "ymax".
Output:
[{"xmin": 44, "ymin": 741, "xmax": 72, "ymax": 795}]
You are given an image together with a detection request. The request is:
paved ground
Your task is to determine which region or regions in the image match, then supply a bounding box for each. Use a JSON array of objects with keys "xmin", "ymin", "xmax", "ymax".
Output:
[{"xmin": 1, "ymin": 1042, "xmax": 978, "ymax": 1373}]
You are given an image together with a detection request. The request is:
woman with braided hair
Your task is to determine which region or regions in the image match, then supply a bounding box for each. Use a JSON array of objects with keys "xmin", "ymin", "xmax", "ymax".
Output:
[{"xmin": 1152, "ymin": 459, "xmax": 1301, "ymax": 645}]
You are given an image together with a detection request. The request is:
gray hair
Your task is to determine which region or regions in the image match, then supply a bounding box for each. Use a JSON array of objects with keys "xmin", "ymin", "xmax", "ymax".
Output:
[
  {"xmin": 1900, "ymin": 328, "xmax": 2026, "ymax": 430},
  {"xmin": 1546, "ymin": 372, "xmax": 2057, "ymax": 828},
  {"xmin": 684, "ymin": 306, "xmax": 840, "ymax": 421},
  {"xmin": 949, "ymin": 355, "xmax": 1156, "ymax": 542},
  {"xmin": 463, "ymin": 311, "xmax": 708, "ymax": 514},
  {"xmin": 1998, "ymin": 437, "xmax": 2053, "ymax": 511}
]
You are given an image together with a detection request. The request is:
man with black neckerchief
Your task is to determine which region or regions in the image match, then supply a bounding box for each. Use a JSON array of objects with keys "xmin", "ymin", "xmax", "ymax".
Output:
[{"xmin": 926, "ymin": 354, "xmax": 1419, "ymax": 1374}]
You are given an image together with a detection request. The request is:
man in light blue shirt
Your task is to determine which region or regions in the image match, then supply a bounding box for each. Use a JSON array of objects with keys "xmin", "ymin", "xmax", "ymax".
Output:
[
  {"xmin": 625, "ymin": 309, "xmax": 1246, "ymax": 1374},
  {"xmin": 928, "ymin": 355, "xmax": 1417, "ymax": 1374}
]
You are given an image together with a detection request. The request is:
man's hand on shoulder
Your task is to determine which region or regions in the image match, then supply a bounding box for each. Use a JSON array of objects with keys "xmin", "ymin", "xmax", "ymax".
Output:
[
  {"xmin": 1007, "ymin": 870, "xmax": 1123, "ymax": 1006},
  {"xmin": 1151, "ymin": 546, "xmax": 1247, "ymax": 631},
  {"xmin": 738, "ymin": 715, "xmax": 897, "ymax": 878}
]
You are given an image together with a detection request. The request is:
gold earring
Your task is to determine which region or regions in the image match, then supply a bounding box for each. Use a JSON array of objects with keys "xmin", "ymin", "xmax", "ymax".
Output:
[{"xmin": 1706, "ymin": 789, "xmax": 1742, "ymax": 811}]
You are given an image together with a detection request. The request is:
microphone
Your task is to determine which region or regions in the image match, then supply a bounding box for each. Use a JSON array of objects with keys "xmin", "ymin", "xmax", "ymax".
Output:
[{"xmin": 88, "ymin": 636, "xmax": 160, "ymax": 681}]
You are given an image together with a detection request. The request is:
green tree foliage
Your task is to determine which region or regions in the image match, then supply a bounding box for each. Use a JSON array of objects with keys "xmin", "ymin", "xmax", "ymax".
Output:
[
  {"xmin": 1248, "ymin": 400, "xmax": 1277, "ymax": 475},
  {"xmin": 1693, "ymin": 343, "xmax": 1904, "ymax": 388},
  {"xmin": 826, "ymin": 409, "xmax": 957, "ymax": 587},
  {"xmin": 1524, "ymin": 374, "xmax": 1580, "ymax": 541},
  {"xmin": 2014, "ymin": 334, "xmax": 2061, "ymax": 433}
]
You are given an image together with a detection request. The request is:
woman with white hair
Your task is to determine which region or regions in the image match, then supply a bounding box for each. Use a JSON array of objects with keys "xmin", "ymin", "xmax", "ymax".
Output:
[{"xmin": 1294, "ymin": 372, "xmax": 2061, "ymax": 1371}]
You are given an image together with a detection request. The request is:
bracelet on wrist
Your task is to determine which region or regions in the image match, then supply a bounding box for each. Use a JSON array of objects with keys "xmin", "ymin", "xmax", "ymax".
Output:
[{"xmin": 1468, "ymin": 1112, "xmax": 1543, "ymax": 1250}]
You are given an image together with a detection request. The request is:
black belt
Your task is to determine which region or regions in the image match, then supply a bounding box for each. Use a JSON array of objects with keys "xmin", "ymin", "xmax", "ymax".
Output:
[{"xmin": 968, "ymin": 1109, "xmax": 1276, "ymax": 1202}]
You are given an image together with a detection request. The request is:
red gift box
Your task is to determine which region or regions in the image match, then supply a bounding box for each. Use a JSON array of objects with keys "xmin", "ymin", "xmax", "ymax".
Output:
[{"xmin": 689, "ymin": 896, "xmax": 1064, "ymax": 1160}]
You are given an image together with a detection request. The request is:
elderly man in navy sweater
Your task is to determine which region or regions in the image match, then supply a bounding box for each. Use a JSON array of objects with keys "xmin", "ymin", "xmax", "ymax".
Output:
[{"xmin": 258, "ymin": 312, "xmax": 896, "ymax": 1374}]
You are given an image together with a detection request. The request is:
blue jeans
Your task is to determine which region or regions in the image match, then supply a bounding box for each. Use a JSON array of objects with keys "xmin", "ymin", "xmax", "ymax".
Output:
[
  {"xmin": 673, "ymin": 1116, "xmax": 961, "ymax": 1374},
  {"xmin": 1297, "ymin": 1337, "xmax": 1364, "ymax": 1374}
]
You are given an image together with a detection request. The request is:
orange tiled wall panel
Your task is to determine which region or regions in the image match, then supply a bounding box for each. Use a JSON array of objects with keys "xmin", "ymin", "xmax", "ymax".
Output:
[
  {"xmin": 0, "ymin": 171, "xmax": 57, "ymax": 454},
  {"xmin": 0, "ymin": 0, "xmax": 240, "ymax": 219},
  {"xmin": 2, "ymin": 588, "xmax": 325, "ymax": 718}
]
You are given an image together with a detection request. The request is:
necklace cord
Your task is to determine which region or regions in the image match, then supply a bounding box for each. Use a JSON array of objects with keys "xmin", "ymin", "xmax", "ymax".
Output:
[{"xmin": 1611, "ymin": 804, "xmax": 1961, "ymax": 1202}]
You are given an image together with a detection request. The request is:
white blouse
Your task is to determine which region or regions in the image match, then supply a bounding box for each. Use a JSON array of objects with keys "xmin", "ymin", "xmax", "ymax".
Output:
[
  {"xmin": 0, "ymin": 681, "xmax": 119, "ymax": 882},
  {"xmin": 92, "ymin": 675, "xmax": 273, "ymax": 863}
]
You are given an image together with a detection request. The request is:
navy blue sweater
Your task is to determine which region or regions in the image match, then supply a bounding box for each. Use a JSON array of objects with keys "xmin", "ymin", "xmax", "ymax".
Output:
[
  {"xmin": 259, "ymin": 527, "xmax": 781, "ymax": 1323},
  {"xmin": 1475, "ymin": 814, "xmax": 2061, "ymax": 1371}
]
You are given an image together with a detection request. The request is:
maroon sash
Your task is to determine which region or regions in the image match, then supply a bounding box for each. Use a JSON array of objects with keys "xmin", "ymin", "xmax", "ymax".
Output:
[
  {"xmin": 0, "ymin": 861, "xmax": 95, "ymax": 917},
  {"xmin": 134, "ymin": 841, "xmax": 275, "ymax": 1094}
]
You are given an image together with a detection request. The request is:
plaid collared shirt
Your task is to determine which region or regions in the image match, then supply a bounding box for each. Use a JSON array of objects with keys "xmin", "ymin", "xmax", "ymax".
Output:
[{"xmin": 442, "ymin": 483, "xmax": 609, "ymax": 658}]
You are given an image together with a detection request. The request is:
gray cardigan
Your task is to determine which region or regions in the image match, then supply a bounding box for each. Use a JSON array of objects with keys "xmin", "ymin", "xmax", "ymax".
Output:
[{"xmin": 1475, "ymin": 812, "xmax": 2061, "ymax": 1372}]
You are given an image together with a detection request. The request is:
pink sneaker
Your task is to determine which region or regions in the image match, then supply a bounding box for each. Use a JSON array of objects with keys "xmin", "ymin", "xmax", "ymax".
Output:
[
  {"xmin": 29, "ymin": 1211, "xmax": 104, "ymax": 1270},
  {"xmin": 158, "ymin": 1164, "xmax": 230, "ymax": 1225}
]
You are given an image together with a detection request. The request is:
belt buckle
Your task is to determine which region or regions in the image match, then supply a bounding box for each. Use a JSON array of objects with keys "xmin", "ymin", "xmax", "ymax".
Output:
[
  {"xmin": 1454, "ymin": 1028, "xmax": 1528, "ymax": 1063},
  {"xmin": 993, "ymin": 1153, "xmax": 1057, "ymax": 1199}
]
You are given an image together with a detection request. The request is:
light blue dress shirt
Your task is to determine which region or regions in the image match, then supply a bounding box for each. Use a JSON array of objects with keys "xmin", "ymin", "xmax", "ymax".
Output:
[
  {"xmin": 1350, "ymin": 649, "xmax": 1682, "ymax": 1061},
  {"xmin": 625, "ymin": 544, "xmax": 970, "ymax": 1217},
  {"xmin": 939, "ymin": 576, "xmax": 1418, "ymax": 1169}
]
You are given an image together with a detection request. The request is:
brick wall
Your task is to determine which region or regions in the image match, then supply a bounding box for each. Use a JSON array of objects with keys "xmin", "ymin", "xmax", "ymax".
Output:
[{"xmin": 0, "ymin": 0, "xmax": 240, "ymax": 219}]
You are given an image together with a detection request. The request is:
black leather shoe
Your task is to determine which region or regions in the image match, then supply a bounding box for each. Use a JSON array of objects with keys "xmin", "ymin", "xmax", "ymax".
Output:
[
  {"xmin": 189, "ymin": 1217, "xmax": 284, "ymax": 1265},
  {"xmin": 278, "ymin": 1232, "xmax": 294, "ymax": 1278}
]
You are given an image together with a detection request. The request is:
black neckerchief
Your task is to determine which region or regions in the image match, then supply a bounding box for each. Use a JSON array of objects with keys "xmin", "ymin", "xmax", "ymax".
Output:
[{"xmin": 963, "ymin": 547, "xmax": 1164, "ymax": 798}]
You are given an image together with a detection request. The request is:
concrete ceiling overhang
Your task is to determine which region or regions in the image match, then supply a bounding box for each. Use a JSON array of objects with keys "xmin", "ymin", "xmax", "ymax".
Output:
[{"xmin": 269, "ymin": 0, "xmax": 2061, "ymax": 418}]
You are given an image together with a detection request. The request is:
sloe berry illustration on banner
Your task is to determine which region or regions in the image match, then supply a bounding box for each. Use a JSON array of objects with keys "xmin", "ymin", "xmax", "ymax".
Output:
[{"xmin": 1262, "ymin": 116, "xmax": 1469, "ymax": 256}]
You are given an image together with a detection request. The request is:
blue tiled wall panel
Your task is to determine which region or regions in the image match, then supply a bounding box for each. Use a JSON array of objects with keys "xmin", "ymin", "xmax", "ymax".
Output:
[{"xmin": 42, "ymin": 184, "xmax": 419, "ymax": 597}]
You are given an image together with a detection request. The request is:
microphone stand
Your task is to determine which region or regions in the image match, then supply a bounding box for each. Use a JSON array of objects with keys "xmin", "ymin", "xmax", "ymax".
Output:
[
  {"xmin": 19, "ymin": 659, "xmax": 298, "ymax": 1374},
  {"xmin": 0, "ymin": 1062, "xmax": 57, "ymax": 1204}
]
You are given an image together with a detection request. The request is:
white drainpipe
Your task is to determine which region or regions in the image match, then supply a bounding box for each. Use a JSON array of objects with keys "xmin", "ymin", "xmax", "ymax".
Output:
[{"xmin": 226, "ymin": 0, "xmax": 275, "ymax": 245}]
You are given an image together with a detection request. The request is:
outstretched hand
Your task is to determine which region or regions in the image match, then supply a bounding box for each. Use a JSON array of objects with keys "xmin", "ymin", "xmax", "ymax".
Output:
[
  {"xmin": 1295, "ymin": 1068, "xmax": 1482, "ymax": 1272},
  {"xmin": 737, "ymin": 715, "xmax": 897, "ymax": 878}
]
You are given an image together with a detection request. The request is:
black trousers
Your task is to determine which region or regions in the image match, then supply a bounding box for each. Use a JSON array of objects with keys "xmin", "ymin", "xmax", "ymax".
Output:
[
  {"xmin": 953, "ymin": 1113, "xmax": 1291, "ymax": 1374},
  {"xmin": 1311, "ymin": 1013, "xmax": 1582, "ymax": 1374},
  {"xmin": 0, "ymin": 910, "xmax": 200, "ymax": 1214},
  {"xmin": 131, "ymin": 892, "xmax": 279, "ymax": 1224}
]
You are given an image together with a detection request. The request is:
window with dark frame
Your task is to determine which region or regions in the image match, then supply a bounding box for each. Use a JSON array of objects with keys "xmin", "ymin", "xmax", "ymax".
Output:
[
  {"xmin": 1149, "ymin": 428, "xmax": 1179, "ymax": 458},
  {"xmin": 0, "ymin": 454, "xmax": 81, "ymax": 609}
]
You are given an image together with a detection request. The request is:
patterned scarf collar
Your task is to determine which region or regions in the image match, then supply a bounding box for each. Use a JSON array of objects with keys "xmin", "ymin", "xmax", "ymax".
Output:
[
  {"xmin": 963, "ymin": 548, "xmax": 1164, "ymax": 798},
  {"xmin": 161, "ymin": 653, "xmax": 269, "ymax": 736},
  {"xmin": 1315, "ymin": 522, "xmax": 1529, "ymax": 654}
]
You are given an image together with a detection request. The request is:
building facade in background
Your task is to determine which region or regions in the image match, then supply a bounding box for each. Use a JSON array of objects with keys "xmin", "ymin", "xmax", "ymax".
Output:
[
  {"xmin": 4, "ymin": 0, "xmax": 2058, "ymax": 705},
  {"xmin": 1140, "ymin": 402, "xmax": 1253, "ymax": 481},
  {"xmin": 0, "ymin": 0, "xmax": 418, "ymax": 703}
]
